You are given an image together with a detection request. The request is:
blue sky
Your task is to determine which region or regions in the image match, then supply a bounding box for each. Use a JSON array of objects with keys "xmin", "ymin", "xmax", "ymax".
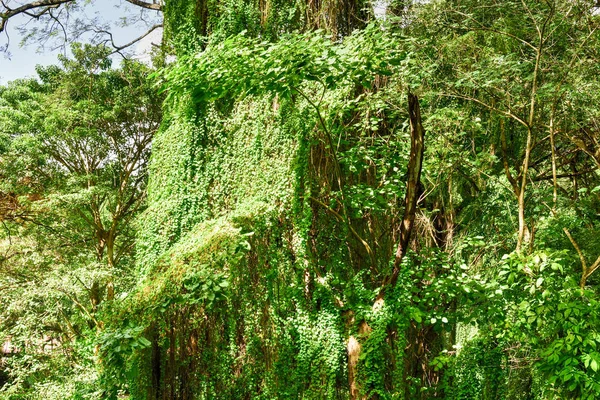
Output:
[{"xmin": 0, "ymin": 0, "xmax": 162, "ymax": 83}]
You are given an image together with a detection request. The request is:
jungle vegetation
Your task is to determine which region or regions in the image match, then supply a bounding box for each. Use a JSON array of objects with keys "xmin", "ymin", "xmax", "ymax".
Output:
[{"xmin": 1, "ymin": 0, "xmax": 600, "ymax": 399}]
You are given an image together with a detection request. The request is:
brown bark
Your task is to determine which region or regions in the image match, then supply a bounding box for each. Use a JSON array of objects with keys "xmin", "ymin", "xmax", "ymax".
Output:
[
  {"xmin": 347, "ymin": 93, "xmax": 425, "ymax": 399},
  {"xmin": 379, "ymin": 92, "xmax": 425, "ymax": 296},
  {"xmin": 549, "ymin": 117, "xmax": 558, "ymax": 213},
  {"xmin": 564, "ymin": 228, "xmax": 600, "ymax": 289},
  {"xmin": 500, "ymin": 119, "xmax": 520, "ymax": 197},
  {"xmin": 517, "ymin": 13, "xmax": 547, "ymax": 251},
  {"xmin": 348, "ymin": 321, "xmax": 372, "ymax": 400},
  {"xmin": 516, "ymin": 125, "xmax": 533, "ymax": 252},
  {"xmin": 124, "ymin": 0, "xmax": 162, "ymax": 11}
]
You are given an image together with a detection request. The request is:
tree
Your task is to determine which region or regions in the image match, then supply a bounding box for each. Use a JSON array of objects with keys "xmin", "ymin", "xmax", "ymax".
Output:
[
  {"xmin": 1, "ymin": 0, "xmax": 599, "ymax": 398},
  {"xmin": 132, "ymin": 0, "xmax": 600, "ymax": 398},
  {"xmin": 0, "ymin": 43, "xmax": 162, "ymax": 396},
  {"xmin": 428, "ymin": 0, "xmax": 600, "ymax": 251}
]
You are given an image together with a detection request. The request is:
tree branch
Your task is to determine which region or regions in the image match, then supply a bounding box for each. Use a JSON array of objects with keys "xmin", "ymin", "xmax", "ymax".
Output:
[
  {"xmin": 94, "ymin": 23, "xmax": 162, "ymax": 57},
  {"xmin": 125, "ymin": 0, "xmax": 162, "ymax": 11},
  {"xmin": 449, "ymin": 9, "xmax": 537, "ymax": 52},
  {"xmin": 563, "ymin": 228, "xmax": 586, "ymax": 271},
  {"xmin": 442, "ymin": 93, "xmax": 528, "ymax": 127},
  {"xmin": 110, "ymin": 23, "xmax": 162, "ymax": 56},
  {"xmin": 532, "ymin": 169, "xmax": 596, "ymax": 182},
  {"xmin": 308, "ymin": 196, "xmax": 374, "ymax": 259},
  {"xmin": 378, "ymin": 92, "xmax": 426, "ymax": 299},
  {"xmin": 0, "ymin": 0, "xmax": 73, "ymax": 33},
  {"xmin": 563, "ymin": 228, "xmax": 599, "ymax": 288},
  {"xmin": 586, "ymin": 256, "xmax": 600, "ymax": 283},
  {"xmin": 292, "ymin": 84, "xmax": 375, "ymax": 267}
]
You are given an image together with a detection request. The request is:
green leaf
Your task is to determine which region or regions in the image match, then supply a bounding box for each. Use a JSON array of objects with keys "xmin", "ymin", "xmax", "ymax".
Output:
[{"xmin": 536, "ymin": 277, "xmax": 544, "ymax": 287}]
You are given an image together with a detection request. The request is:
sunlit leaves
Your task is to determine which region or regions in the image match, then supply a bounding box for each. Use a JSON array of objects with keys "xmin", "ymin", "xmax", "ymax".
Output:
[{"xmin": 160, "ymin": 23, "xmax": 404, "ymax": 106}]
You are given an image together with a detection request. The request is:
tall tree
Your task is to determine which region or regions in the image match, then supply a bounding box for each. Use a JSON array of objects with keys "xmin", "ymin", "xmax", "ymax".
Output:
[{"xmin": 0, "ymin": 43, "xmax": 162, "ymax": 396}]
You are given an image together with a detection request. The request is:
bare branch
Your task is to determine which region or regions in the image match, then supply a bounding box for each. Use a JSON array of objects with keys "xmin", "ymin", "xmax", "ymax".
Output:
[
  {"xmin": 0, "ymin": 0, "xmax": 73, "ymax": 33},
  {"xmin": 125, "ymin": 0, "xmax": 162, "ymax": 11},
  {"xmin": 442, "ymin": 92, "xmax": 529, "ymax": 127},
  {"xmin": 449, "ymin": 9, "xmax": 537, "ymax": 52},
  {"xmin": 563, "ymin": 228, "xmax": 600, "ymax": 288},
  {"xmin": 563, "ymin": 228, "xmax": 586, "ymax": 271},
  {"xmin": 101, "ymin": 23, "xmax": 162, "ymax": 57},
  {"xmin": 22, "ymin": 5, "xmax": 56, "ymax": 18},
  {"xmin": 587, "ymin": 256, "xmax": 600, "ymax": 281},
  {"xmin": 1, "ymin": 0, "xmax": 162, "ymax": 52}
]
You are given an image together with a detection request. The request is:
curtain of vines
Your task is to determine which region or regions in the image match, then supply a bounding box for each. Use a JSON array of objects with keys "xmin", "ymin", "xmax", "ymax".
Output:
[
  {"xmin": 117, "ymin": 1, "xmax": 379, "ymax": 398},
  {"xmin": 100, "ymin": 1, "xmax": 600, "ymax": 399}
]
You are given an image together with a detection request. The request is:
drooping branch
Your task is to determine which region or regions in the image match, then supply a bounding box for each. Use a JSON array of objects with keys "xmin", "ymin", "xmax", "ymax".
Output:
[{"xmin": 442, "ymin": 93, "xmax": 528, "ymax": 127}]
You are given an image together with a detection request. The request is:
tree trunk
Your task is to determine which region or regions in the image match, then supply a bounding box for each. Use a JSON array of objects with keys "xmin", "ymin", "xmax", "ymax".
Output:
[
  {"xmin": 379, "ymin": 92, "xmax": 425, "ymax": 295},
  {"xmin": 348, "ymin": 92, "xmax": 426, "ymax": 399}
]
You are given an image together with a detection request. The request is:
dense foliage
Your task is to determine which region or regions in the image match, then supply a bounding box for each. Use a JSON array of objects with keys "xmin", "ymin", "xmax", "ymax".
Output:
[
  {"xmin": 0, "ymin": 43, "xmax": 162, "ymax": 397},
  {"xmin": 1, "ymin": 0, "xmax": 599, "ymax": 399}
]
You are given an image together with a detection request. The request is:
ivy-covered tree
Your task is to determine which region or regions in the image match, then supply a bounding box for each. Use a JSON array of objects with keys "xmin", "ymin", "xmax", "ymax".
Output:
[{"xmin": 0, "ymin": 0, "xmax": 599, "ymax": 399}]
